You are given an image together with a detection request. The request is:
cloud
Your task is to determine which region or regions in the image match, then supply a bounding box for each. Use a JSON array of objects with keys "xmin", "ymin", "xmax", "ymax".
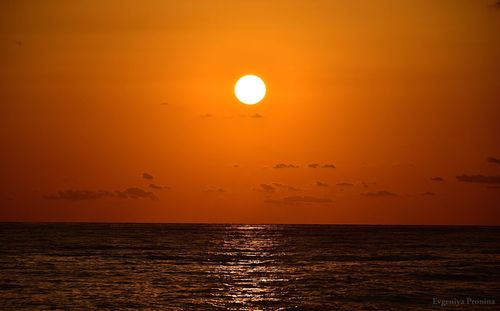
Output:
[
  {"xmin": 361, "ymin": 181, "xmax": 377, "ymax": 188},
  {"xmin": 44, "ymin": 186, "xmax": 159, "ymax": 201},
  {"xmin": 256, "ymin": 184, "xmax": 276, "ymax": 193},
  {"xmin": 200, "ymin": 113, "xmax": 213, "ymax": 118},
  {"xmin": 142, "ymin": 172, "xmax": 154, "ymax": 180},
  {"xmin": 315, "ymin": 181, "xmax": 329, "ymax": 187},
  {"xmin": 272, "ymin": 183, "xmax": 299, "ymax": 191},
  {"xmin": 487, "ymin": 157, "xmax": 500, "ymax": 165},
  {"xmin": 43, "ymin": 190, "xmax": 115, "ymax": 201},
  {"xmin": 237, "ymin": 113, "xmax": 265, "ymax": 119},
  {"xmin": 337, "ymin": 182, "xmax": 354, "ymax": 187},
  {"xmin": 206, "ymin": 188, "xmax": 226, "ymax": 193},
  {"xmin": 160, "ymin": 102, "xmax": 168, "ymax": 106},
  {"xmin": 265, "ymin": 195, "xmax": 332, "ymax": 205},
  {"xmin": 308, "ymin": 163, "xmax": 335, "ymax": 168},
  {"xmin": 490, "ymin": 1, "xmax": 500, "ymax": 8},
  {"xmin": 149, "ymin": 184, "xmax": 169, "ymax": 190},
  {"xmin": 421, "ymin": 192, "xmax": 436, "ymax": 196},
  {"xmin": 115, "ymin": 187, "xmax": 158, "ymax": 200},
  {"xmin": 430, "ymin": 177, "xmax": 444, "ymax": 182},
  {"xmin": 456, "ymin": 174, "xmax": 500, "ymax": 184},
  {"xmin": 360, "ymin": 190, "xmax": 398, "ymax": 197},
  {"xmin": 274, "ymin": 163, "xmax": 299, "ymax": 169}
]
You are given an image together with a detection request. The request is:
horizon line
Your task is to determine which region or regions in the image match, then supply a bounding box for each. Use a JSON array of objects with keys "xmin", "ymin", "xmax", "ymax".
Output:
[{"xmin": 0, "ymin": 221, "xmax": 498, "ymax": 227}]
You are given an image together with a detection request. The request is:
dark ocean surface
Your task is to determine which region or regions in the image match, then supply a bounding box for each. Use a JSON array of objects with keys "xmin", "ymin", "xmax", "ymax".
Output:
[{"xmin": 0, "ymin": 223, "xmax": 498, "ymax": 310}]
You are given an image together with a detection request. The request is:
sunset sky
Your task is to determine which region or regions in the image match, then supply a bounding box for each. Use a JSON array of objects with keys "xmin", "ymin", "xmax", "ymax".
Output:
[{"xmin": 1, "ymin": 0, "xmax": 499, "ymax": 224}]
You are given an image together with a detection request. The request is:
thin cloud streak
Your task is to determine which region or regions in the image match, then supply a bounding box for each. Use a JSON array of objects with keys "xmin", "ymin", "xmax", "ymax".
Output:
[
  {"xmin": 265, "ymin": 195, "xmax": 332, "ymax": 205},
  {"xmin": 456, "ymin": 174, "xmax": 500, "ymax": 184}
]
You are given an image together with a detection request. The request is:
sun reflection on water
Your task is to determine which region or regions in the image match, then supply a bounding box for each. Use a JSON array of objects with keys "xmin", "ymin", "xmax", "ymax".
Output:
[{"xmin": 205, "ymin": 225, "xmax": 295, "ymax": 310}]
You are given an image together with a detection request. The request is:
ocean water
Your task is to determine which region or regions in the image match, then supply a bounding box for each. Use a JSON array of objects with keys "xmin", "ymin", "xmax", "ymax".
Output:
[{"xmin": 0, "ymin": 224, "xmax": 498, "ymax": 310}]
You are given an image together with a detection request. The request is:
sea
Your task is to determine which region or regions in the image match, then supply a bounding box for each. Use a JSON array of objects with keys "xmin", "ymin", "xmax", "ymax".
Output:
[{"xmin": 0, "ymin": 223, "xmax": 498, "ymax": 310}]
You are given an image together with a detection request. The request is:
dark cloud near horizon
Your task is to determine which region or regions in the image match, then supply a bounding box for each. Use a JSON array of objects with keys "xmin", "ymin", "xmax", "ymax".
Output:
[
  {"xmin": 456, "ymin": 174, "xmax": 500, "ymax": 184},
  {"xmin": 142, "ymin": 172, "xmax": 154, "ymax": 180},
  {"xmin": 44, "ymin": 187, "xmax": 159, "ymax": 201},
  {"xmin": 149, "ymin": 184, "xmax": 169, "ymax": 190},
  {"xmin": 315, "ymin": 181, "xmax": 329, "ymax": 187},
  {"xmin": 251, "ymin": 113, "xmax": 264, "ymax": 118},
  {"xmin": 116, "ymin": 187, "xmax": 158, "ymax": 200},
  {"xmin": 265, "ymin": 195, "xmax": 332, "ymax": 205},
  {"xmin": 206, "ymin": 188, "xmax": 226, "ymax": 193},
  {"xmin": 274, "ymin": 163, "xmax": 299, "ymax": 169},
  {"xmin": 361, "ymin": 181, "xmax": 376, "ymax": 188},
  {"xmin": 487, "ymin": 157, "xmax": 500, "ymax": 165},
  {"xmin": 200, "ymin": 113, "xmax": 213, "ymax": 118},
  {"xmin": 421, "ymin": 192, "xmax": 436, "ymax": 196},
  {"xmin": 272, "ymin": 183, "xmax": 299, "ymax": 191},
  {"xmin": 308, "ymin": 163, "xmax": 335, "ymax": 168},
  {"xmin": 337, "ymin": 182, "xmax": 354, "ymax": 187},
  {"xmin": 430, "ymin": 177, "xmax": 444, "ymax": 182},
  {"xmin": 360, "ymin": 190, "xmax": 398, "ymax": 197},
  {"xmin": 43, "ymin": 190, "xmax": 115, "ymax": 201},
  {"xmin": 257, "ymin": 184, "xmax": 276, "ymax": 193}
]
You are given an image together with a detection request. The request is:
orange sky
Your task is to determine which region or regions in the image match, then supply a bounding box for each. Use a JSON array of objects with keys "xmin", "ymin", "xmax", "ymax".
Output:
[{"xmin": 1, "ymin": 0, "xmax": 499, "ymax": 224}]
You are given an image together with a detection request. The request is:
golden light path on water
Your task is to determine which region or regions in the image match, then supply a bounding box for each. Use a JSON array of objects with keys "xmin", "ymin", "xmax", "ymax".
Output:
[{"xmin": 205, "ymin": 225, "xmax": 292, "ymax": 309}]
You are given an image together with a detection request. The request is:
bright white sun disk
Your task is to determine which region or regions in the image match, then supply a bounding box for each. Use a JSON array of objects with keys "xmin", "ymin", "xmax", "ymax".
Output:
[{"xmin": 234, "ymin": 75, "xmax": 266, "ymax": 105}]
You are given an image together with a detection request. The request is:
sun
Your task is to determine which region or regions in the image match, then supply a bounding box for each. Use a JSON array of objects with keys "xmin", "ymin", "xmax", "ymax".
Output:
[{"xmin": 234, "ymin": 75, "xmax": 266, "ymax": 105}]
